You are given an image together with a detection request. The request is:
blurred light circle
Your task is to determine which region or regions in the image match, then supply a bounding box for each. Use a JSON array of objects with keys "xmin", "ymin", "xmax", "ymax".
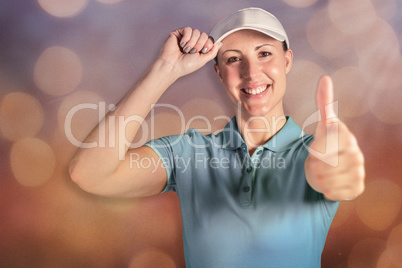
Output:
[
  {"xmin": 38, "ymin": 0, "xmax": 88, "ymax": 18},
  {"xmin": 348, "ymin": 238, "xmax": 386, "ymax": 267},
  {"xmin": 371, "ymin": 0, "xmax": 398, "ymax": 21},
  {"xmin": 282, "ymin": 0, "xmax": 318, "ymax": 8},
  {"xmin": 354, "ymin": 18, "xmax": 400, "ymax": 60},
  {"xmin": 387, "ymin": 224, "xmax": 402, "ymax": 248},
  {"xmin": 332, "ymin": 66, "xmax": 370, "ymax": 118},
  {"xmin": 96, "ymin": 0, "xmax": 122, "ymax": 4},
  {"xmin": 354, "ymin": 19, "xmax": 401, "ymax": 92},
  {"xmin": 34, "ymin": 46, "xmax": 83, "ymax": 96},
  {"xmin": 356, "ymin": 180, "xmax": 402, "ymax": 231},
  {"xmin": 129, "ymin": 248, "xmax": 176, "ymax": 268},
  {"xmin": 10, "ymin": 138, "xmax": 56, "ymax": 187},
  {"xmin": 328, "ymin": 0, "xmax": 378, "ymax": 35},
  {"xmin": 306, "ymin": 8, "xmax": 353, "ymax": 59},
  {"xmin": 377, "ymin": 245, "xmax": 402, "ymax": 268},
  {"xmin": 58, "ymin": 91, "xmax": 104, "ymax": 145},
  {"xmin": 283, "ymin": 60, "xmax": 325, "ymax": 134},
  {"xmin": 0, "ymin": 92, "xmax": 44, "ymax": 141},
  {"xmin": 369, "ymin": 79, "xmax": 402, "ymax": 125}
]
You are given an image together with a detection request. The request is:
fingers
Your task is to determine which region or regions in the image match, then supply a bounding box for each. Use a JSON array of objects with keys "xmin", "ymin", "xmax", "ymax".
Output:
[
  {"xmin": 178, "ymin": 27, "xmax": 193, "ymax": 49},
  {"xmin": 178, "ymin": 27, "xmax": 215, "ymax": 54},
  {"xmin": 164, "ymin": 27, "xmax": 222, "ymax": 77},
  {"xmin": 306, "ymin": 129, "xmax": 365, "ymax": 201},
  {"xmin": 308, "ymin": 119, "xmax": 358, "ymax": 168},
  {"xmin": 306, "ymin": 156, "xmax": 365, "ymax": 201},
  {"xmin": 319, "ymin": 169, "xmax": 365, "ymax": 201}
]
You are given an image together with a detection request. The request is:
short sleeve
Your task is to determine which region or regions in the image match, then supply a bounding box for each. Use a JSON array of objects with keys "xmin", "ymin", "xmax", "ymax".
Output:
[{"xmin": 144, "ymin": 134, "xmax": 185, "ymax": 193}]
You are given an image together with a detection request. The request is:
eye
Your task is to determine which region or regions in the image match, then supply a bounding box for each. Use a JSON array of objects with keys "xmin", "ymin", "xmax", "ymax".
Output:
[
  {"xmin": 259, "ymin": 51, "xmax": 272, "ymax": 57},
  {"xmin": 227, "ymin": 56, "xmax": 240, "ymax": 63}
]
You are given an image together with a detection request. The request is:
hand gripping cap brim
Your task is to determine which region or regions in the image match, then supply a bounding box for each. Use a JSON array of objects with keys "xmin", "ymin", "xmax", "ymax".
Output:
[{"xmin": 210, "ymin": 7, "xmax": 289, "ymax": 48}]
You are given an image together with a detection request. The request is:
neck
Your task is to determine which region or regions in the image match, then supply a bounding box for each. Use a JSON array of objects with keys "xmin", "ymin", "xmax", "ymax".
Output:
[{"xmin": 235, "ymin": 107, "xmax": 286, "ymax": 155}]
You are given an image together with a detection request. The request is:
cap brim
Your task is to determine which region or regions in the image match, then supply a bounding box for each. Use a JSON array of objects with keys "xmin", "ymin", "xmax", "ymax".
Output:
[{"xmin": 214, "ymin": 26, "xmax": 287, "ymax": 45}]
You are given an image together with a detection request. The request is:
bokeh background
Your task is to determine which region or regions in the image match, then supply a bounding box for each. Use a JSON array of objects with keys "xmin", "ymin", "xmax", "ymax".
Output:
[{"xmin": 1, "ymin": 0, "xmax": 402, "ymax": 267}]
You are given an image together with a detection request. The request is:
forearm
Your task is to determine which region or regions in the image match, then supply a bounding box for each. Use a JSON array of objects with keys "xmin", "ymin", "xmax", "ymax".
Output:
[
  {"xmin": 69, "ymin": 27, "xmax": 220, "ymax": 196},
  {"xmin": 69, "ymin": 59, "xmax": 178, "ymax": 184}
]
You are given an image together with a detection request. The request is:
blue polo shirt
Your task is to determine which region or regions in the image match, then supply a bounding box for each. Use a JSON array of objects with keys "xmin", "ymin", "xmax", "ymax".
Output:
[{"xmin": 145, "ymin": 116, "xmax": 339, "ymax": 268}]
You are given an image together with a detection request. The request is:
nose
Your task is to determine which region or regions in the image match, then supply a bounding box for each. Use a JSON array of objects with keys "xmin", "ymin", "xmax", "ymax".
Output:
[{"xmin": 241, "ymin": 58, "xmax": 262, "ymax": 80}]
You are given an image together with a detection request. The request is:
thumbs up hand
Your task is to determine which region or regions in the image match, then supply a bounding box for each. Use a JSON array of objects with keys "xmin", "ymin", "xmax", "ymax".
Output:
[{"xmin": 305, "ymin": 76, "xmax": 365, "ymax": 201}]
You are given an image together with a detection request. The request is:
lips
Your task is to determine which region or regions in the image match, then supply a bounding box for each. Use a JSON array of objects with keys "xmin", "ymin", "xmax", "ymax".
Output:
[{"xmin": 241, "ymin": 84, "xmax": 269, "ymax": 95}]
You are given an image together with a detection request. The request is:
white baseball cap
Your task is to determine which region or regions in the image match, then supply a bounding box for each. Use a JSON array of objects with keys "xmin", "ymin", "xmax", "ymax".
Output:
[{"xmin": 210, "ymin": 7, "xmax": 289, "ymax": 48}]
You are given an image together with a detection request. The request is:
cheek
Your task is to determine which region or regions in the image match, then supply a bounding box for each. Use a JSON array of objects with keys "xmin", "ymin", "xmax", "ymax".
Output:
[
  {"xmin": 264, "ymin": 61, "xmax": 287, "ymax": 80},
  {"xmin": 219, "ymin": 70, "xmax": 241, "ymax": 102},
  {"xmin": 270, "ymin": 67, "xmax": 280, "ymax": 76},
  {"xmin": 220, "ymin": 69, "xmax": 238, "ymax": 86}
]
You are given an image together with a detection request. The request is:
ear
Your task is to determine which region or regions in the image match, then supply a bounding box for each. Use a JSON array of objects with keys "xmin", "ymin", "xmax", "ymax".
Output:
[
  {"xmin": 214, "ymin": 63, "xmax": 223, "ymax": 83},
  {"xmin": 284, "ymin": 49, "xmax": 293, "ymax": 74}
]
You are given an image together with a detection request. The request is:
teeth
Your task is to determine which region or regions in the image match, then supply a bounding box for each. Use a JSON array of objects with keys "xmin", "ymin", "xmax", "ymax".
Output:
[{"xmin": 244, "ymin": 85, "xmax": 268, "ymax": 95}]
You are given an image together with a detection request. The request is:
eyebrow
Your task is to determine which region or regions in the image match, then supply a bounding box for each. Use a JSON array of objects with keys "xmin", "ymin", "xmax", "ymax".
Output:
[{"xmin": 222, "ymin": 44, "xmax": 275, "ymax": 56}]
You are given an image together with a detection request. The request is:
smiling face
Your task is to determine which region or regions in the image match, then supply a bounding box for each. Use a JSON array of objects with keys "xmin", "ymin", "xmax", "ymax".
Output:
[{"xmin": 214, "ymin": 30, "xmax": 293, "ymax": 120}]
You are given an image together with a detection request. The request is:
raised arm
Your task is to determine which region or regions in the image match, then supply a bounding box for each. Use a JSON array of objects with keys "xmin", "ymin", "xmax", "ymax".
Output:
[{"xmin": 69, "ymin": 27, "xmax": 221, "ymax": 198}]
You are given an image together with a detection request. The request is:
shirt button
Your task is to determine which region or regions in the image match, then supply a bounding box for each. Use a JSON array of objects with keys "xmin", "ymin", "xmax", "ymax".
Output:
[
  {"xmin": 243, "ymin": 186, "xmax": 250, "ymax": 192},
  {"xmin": 246, "ymin": 167, "xmax": 252, "ymax": 173},
  {"xmin": 256, "ymin": 150, "xmax": 263, "ymax": 155},
  {"xmin": 242, "ymin": 145, "xmax": 247, "ymax": 151}
]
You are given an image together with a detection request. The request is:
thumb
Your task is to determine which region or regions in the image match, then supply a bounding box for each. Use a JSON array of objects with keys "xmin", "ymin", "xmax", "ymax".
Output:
[
  {"xmin": 310, "ymin": 75, "xmax": 339, "ymax": 167},
  {"xmin": 316, "ymin": 75, "xmax": 338, "ymax": 125},
  {"xmin": 205, "ymin": 41, "xmax": 222, "ymax": 61}
]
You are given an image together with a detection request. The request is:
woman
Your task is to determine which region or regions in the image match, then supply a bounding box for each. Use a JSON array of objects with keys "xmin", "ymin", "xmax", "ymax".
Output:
[{"xmin": 70, "ymin": 7, "xmax": 364, "ymax": 267}]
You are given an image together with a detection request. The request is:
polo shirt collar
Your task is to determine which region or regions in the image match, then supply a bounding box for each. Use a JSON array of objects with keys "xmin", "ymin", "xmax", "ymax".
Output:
[
  {"xmin": 221, "ymin": 116, "xmax": 305, "ymax": 152},
  {"xmin": 261, "ymin": 116, "xmax": 305, "ymax": 152},
  {"xmin": 221, "ymin": 117, "xmax": 244, "ymax": 150}
]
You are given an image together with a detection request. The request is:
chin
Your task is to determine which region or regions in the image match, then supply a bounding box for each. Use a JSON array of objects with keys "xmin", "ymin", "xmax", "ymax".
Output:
[
  {"xmin": 240, "ymin": 107, "xmax": 271, "ymax": 118},
  {"xmin": 239, "ymin": 101, "xmax": 283, "ymax": 119}
]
